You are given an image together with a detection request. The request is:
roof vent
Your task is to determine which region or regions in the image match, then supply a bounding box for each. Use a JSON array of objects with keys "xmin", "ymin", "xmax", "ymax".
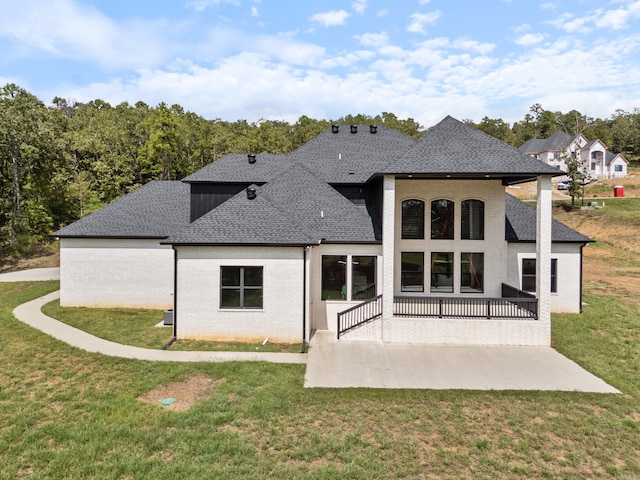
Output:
[
  {"xmin": 370, "ymin": 124, "xmax": 378, "ymax": 134},
  {"xmin": 246, "ymin": 186, "xmax": 257, "ymax": 200},
  {"xmin": 350, "ymin": 125, "xmax": 358, "ymax": 134},
  {"xmin": 248, "ymin": 154, "xmax": 256, "ymax": 164},
  {"xmin": 331, "ymin": 124, "xmax": 339, "ymax": 134}
]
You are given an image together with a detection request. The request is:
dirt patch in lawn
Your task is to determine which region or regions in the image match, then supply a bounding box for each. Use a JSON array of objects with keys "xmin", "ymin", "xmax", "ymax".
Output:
[{"xmin": 138, "ymin": 373, "xmax": 224, "ymax": 411}]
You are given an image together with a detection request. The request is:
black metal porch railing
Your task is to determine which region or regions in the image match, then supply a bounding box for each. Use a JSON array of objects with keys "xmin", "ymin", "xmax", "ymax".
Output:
[
  {"xmin": 337, "ymin": 294, "xmax": 382, "ymax": 339},
  {"xmin": 393, "ymin": 293, "xmax": 538, "ymax": 320}
]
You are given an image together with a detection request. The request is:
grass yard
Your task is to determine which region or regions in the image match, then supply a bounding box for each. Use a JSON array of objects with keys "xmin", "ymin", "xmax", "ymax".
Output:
[
  {"xmin": 1, "ymin": 282, "xmax": 639, "ymax": 478},
  {"xmin": 40, "ymin": 301, "xmax": 302, "ymax": 353}
]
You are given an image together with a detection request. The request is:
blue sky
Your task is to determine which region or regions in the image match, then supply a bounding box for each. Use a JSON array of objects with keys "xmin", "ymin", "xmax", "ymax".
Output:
[{"xmin": 1, "ymin": 0, "xmax": 639, "ymax": 126}]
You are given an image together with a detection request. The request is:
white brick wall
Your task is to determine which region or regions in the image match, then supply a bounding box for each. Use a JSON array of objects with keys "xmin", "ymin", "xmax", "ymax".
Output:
[
  {"xmin": 308, "ymin": 243, "xmax": 383, "ymax": 333},
  {"xmin": 59, "ymin": 238, "xmax": 174, "ymax": 309},
  {"xmin": 342, "ymin": 317, "xmax": 550, "ymax": 346},
  {"xmin": 394, "ymin": 179, "xmax": 507, "ymax": 297},
  {"xmin": 176, "ymin": 246, "xmax": 305, "ymax": 342},
  {"xmin": 507, "ymin": 243, "xmax": 584, "ymax": 313}
]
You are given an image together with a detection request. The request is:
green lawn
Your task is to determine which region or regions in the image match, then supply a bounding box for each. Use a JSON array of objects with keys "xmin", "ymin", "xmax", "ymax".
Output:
[
  {"xmin": 41, "ymin": 301, "xmax": 302, "ymax": 353},
  {"xmin": 2, "ymin": 281, "xmax": 640, "ymax": 479}
]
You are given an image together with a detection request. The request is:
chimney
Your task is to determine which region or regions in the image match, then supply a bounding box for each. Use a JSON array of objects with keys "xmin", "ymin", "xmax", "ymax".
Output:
[
  {"xmin": 248, "ymin": 154, "xmax": 256, "ymax": 164},
  {"xmin": 350, "ymin": 125, "xmax": 358, "ymax": 134}
]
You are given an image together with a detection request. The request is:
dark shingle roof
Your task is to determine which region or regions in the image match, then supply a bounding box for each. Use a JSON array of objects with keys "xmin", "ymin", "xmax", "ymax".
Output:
[
  {"xmin": 182, "ymin": 153, "xmax": 294, "ymax": 183},
  {"xmin": 165, "ymin": 163, "xmax": 378, "ymax": 245},
  {"xmin": 383, "ymin": 116, "xmax": 562, "ymax": 180},
  {"xmin": 505, "ymin": 194, "xmax": 593, "ymax": 243},
  {"xmin": 518, "ymin": 131, "xmax": 573, "ymax": 154},
  {"xmin": 289, "ymin": 124, "xmax": 416, "ymax": 183},
  {"xmin": 53, "ymin": 181, "xmax": 191, "ymax": 238}
]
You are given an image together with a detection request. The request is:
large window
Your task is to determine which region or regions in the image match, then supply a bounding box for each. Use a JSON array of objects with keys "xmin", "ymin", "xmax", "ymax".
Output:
[
  {"xmin": 322, "ymin": 255, "xmax": 377, "ymax": 300},
  {"xmin": 461, "ymin": 200, "xmax": 484, "ymax": 240},
  {"xmin": 521, "ymin": 258, "xmax": 558, "ymax": 293},
  {"xmin": 322, "ymin": 255, "xmax": 347, "ymax": 300},
  {"xmin": 431, "ymin": 252, "xmax": 454, "ymax": 293},
  {"xmin": 460, "ymin": 253, "xmax": 484, "ymax": 293},
  {"xmin": 352, "ymin": 256, "xmax": 377, "ymax": 300},
  {"xmin": 431, "ymin": 199, "xmax": 454, "ymax": 239},
  {"xmin": 402, "ymin": 199, "xmax": 425, "ymax": 239},
  {"xmin": 401, "ymin": 252, "xmax": 424, "ymax": 292},
  {"xmin": 220, "ymin": 266, "xmax": 263, "ymax": 309}
]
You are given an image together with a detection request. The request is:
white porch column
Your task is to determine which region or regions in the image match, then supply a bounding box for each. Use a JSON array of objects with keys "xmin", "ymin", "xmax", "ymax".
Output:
[
  {"xmin": 382, "ymin": 175, "xmax": 396, "ymax": 324},
  {"xmin": 536, "ymin": 175, "xmax": 552, "ymax": 327}
]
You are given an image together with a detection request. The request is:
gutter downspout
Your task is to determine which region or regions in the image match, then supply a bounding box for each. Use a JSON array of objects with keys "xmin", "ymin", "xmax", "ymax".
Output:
[
  {"xmin": 162, "ymin": 246, "xmax": 178, "ymax": 350},
  {"xmin": 301, "ymin": 246, "xmax": 307, "ymax": 353},
  {"xmin": 579, "ymin": 243, "xmax": 586, "ymax": 314}
]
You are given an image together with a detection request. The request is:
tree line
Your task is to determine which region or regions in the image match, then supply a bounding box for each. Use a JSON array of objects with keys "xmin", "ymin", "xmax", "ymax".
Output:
[{"xmin": 1, "ymin": 83, "xmax": 639, "ymax": 257}]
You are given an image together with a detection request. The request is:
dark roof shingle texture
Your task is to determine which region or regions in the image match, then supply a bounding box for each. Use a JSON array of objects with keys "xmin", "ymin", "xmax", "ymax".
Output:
[
  {"xmin": 505, "ymin": 194, "xmax": 592, "ymax": 243},
  {"xmin": 53, "ymin": 181, "xmax": 191, "ymax": 238},
  {"xmin": 384, "ymin": 116, "xmax": 562, "ymax": 176}
]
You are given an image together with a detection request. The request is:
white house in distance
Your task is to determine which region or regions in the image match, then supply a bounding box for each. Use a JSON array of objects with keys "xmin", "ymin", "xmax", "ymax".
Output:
[
  {"xmin": 518, "ymin": 131, "xmax": 629, "ymax": 179},
  {"xmin": 54, "ymin": 116, "xmax": 593, "ymax": 347}
]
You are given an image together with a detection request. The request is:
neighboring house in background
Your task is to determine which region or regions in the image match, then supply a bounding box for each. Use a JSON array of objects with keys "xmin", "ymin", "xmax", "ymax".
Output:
[
  {"xmin": 55, "ymin": 116, "xmax": 593, "ymax": 347},
  {"xmin": 518, "ymin": 131, "xmax": 629, "ymax": 179}
]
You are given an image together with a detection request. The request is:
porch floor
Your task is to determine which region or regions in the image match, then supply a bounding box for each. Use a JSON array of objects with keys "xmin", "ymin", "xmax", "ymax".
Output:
[{"xmin": 304, "ymin": 331, "xmax": 619, "ymax": 392}]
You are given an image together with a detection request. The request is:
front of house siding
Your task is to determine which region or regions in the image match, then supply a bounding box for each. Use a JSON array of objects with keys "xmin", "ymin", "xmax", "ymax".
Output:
[
  {"xmin": 175, "ymin": 246, "xmax": 304, "ymax": 342},
  {"xmin": 59, "ymin": 238, "xmax": 175, "ymax": 309}
]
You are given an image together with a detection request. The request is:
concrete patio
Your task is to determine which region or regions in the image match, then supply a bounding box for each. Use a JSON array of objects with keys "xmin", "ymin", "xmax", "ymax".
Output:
[{"xmin": 304, "ymin": 330, "xmax": 620, "ymax": 392}]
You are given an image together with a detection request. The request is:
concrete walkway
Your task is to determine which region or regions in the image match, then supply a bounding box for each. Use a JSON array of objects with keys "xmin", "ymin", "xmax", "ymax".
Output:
[
  {"xmin": 7, "ymin": 279, "xmax": 620, "ymax": 392},
  {"xmin": 13, "ymin": 291, "xmax": 306, "ymax": 364},
  {"xmin": 304, "ymin": 331, "xmax": 620, "ymax": 392},
  {"xmin": 0, "ymin": 267, "xmax": 60, "ymax": 282}
]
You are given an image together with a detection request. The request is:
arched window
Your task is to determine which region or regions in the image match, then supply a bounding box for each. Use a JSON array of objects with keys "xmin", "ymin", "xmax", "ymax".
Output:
[
  {"xmin": 461, "ymin": 199, "xmax": 484, "ymax": 240},
  {"xmin": 402, "ymin": 199, "xmax": 425, "ymax": 239},
  {"xmin": 431, "ymin": 199, "xmax": 454, "ymax": 239}
]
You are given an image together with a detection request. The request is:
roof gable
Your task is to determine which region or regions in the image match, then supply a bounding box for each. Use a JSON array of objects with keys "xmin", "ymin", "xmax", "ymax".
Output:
[
  {"xmin": 383, "ymin": 116, "xmax": 561, "ymax": 181},
  {"xmin": 165, "ymin": 163, "xmax": 378, "ymax": 245}
]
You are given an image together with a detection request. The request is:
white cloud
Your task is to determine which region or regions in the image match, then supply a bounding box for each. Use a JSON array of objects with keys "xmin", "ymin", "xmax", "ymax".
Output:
[
  {"xmin": 513, "ymin": 24, "xmax": 530, "ymax": 33},
  {"xmin": 407, "ymin": 11, "xmax": 441, "ymax": 34},
  {"xmin": 418, "ymin": 0, "xmax": 432, "ymax": 4},
  {"xmin": 595, "ymin": 7, "xmax": 631, "ymax": 29},
  {"xmin": 541, "ymin": 2, "xmax": 556, "ymax": 10},
  {"xmin": 185, "ymin": 0, "xmax": 240, "ymax": 12},
  {"xmin": 355, "ymin": 32, "xmax": 389, "ymax": 47},
  {"xmin": 377, "ymin": 9, "xmax": 389, "ymax": 17},
  {"xmin": 515, "ymin": 33, "xmax": 546, "ymax": 46},
  {"xmin": 0, "ymin": 0, "xmax": 170, "ymax": 69},
  {"xmin": 352, "ymin": 0, "xmax": 367, "ymax": 15},
  {"xmin": 251, "ymin": 6, "xmax": 259, "ymax": 17},
  {"xmin": 309, "ymin": 10, "xmax": 350, "ymax": 27}
]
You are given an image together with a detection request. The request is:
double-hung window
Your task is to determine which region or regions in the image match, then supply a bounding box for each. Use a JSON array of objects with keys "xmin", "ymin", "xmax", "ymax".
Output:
[{"xmin": 220, "ymin": 266, "xmax": 263, "ymax": 309}]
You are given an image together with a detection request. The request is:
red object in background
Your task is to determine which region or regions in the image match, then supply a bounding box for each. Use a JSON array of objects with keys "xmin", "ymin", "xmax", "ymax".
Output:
[{"xmin": 614, "ymin": 185, "xmax": 624, "ymax": 197}]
